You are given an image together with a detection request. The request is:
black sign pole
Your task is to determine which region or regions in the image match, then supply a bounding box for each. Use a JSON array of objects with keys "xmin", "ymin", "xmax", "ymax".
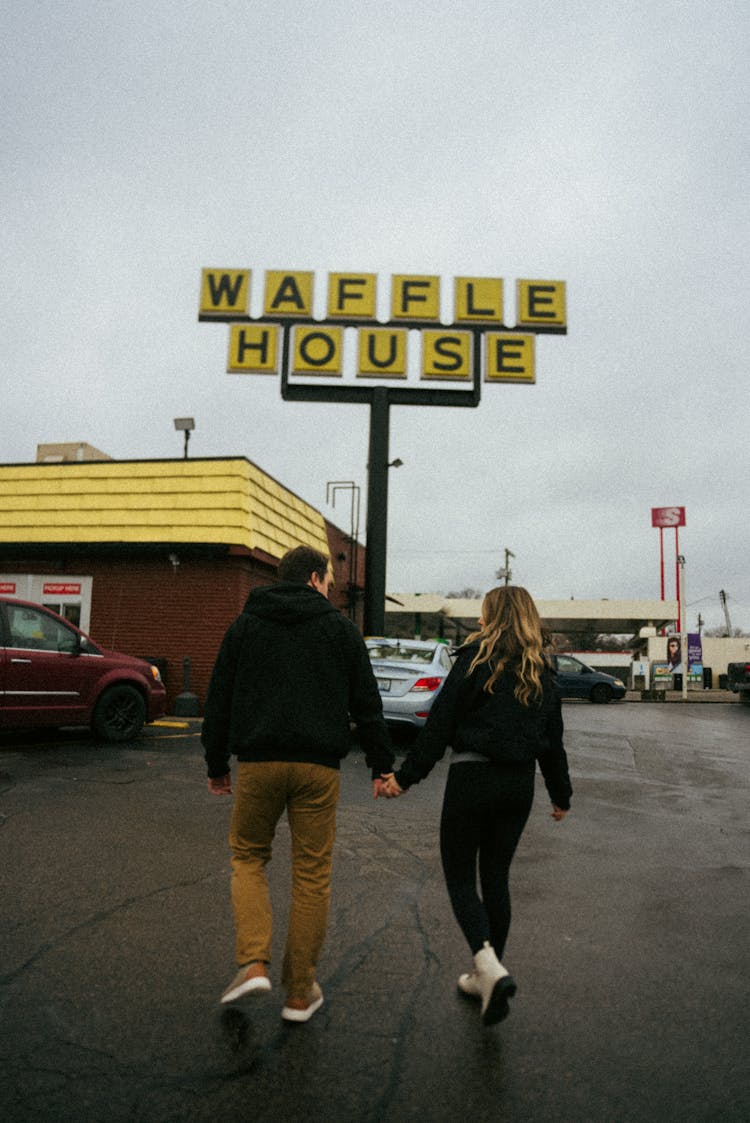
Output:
[
  {"xmin": 364, "ymin": 388, "xmax": 389, "ymax": 635},
  {"xmin": 279, "ymin": 324, "xmax": 486, "ymax": 635}
]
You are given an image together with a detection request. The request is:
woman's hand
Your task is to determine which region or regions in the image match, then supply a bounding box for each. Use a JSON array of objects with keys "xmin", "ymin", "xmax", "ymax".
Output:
[
  {"xmin": 377, "ymin": 772, "xmax": 405, "ymax": 798},
  {"xmin": 550, "ymin": 804, "xmax": 568, "ymax": 821}
]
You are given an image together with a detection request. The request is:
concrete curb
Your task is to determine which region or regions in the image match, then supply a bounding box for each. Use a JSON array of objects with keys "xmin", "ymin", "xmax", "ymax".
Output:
[{"xmin": 623, "ymin": 690, "xmax": 741, "ymax": 703}]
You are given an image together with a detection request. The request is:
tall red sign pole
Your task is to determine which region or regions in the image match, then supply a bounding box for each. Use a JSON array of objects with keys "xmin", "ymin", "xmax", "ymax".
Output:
[
  {"xmin": 651, "ymin": 507, "xmax": 686, "ymax": 626},
  {"xmin": 674, "ymin": 525, "xmax": 681, "ymax": 626}
]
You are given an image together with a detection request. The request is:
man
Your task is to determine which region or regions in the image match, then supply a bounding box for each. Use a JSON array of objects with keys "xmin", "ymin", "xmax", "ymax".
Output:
[{"xmin": 202, "ymin": 545, "xmax": 393, "ymax": 1023}]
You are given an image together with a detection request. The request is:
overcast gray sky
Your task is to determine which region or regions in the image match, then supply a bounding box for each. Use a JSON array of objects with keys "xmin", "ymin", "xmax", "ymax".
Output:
[{"xmin": 4, "ymin": 0, "xmax": 749, "ymax": 632}]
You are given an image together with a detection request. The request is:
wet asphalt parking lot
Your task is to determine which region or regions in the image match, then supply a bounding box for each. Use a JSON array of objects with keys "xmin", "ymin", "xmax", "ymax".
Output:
[{"xmin": 1, "ymin": 700, "xmax": 748, "ymax": 1122}]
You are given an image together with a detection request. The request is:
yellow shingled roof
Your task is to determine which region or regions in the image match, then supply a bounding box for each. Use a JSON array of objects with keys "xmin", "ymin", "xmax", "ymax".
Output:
[{"xmin": 0, "ymin": 458, "xmax": 329, "ymax": 558}]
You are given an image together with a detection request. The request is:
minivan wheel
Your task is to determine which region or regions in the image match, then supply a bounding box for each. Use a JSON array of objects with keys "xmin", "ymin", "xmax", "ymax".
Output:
[
  {"xmin": 93, "ymin": 685, "xmax": 147, "ymax": 741},
  {"xmin": 590, "ymin": 683, "xmax": 613, "ymax": 704}
]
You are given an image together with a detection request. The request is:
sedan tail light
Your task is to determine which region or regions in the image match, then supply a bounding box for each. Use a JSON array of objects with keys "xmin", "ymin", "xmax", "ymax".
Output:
[{"xmin": 409, "ymin": 676, "xmax": 443, "ymax": 693}]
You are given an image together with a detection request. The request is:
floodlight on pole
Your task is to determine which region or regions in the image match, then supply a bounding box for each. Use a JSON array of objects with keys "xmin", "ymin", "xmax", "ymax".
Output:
[{"xmin": 173, "ymin": 417, "xmax": 195, "ymax": 459}]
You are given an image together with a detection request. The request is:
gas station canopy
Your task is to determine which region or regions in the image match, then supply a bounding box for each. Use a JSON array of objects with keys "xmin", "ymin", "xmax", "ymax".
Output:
[{"xmin": 385, "ymin": 595, "xmax": 679, "ymax": 638}]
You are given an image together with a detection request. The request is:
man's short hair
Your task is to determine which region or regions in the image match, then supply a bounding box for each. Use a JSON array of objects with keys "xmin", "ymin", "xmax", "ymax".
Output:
[{"xmin": 278, "ymin": 545, "xmax": 331, "ymax": 585}]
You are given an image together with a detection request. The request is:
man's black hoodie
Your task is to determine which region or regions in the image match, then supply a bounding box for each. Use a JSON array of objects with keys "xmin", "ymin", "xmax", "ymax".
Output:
[{"xmin": 202, "ymin": 583, "xmax": 393, "ymax": 779}]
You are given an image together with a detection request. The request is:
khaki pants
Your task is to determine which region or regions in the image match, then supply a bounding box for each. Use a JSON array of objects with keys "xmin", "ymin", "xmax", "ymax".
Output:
[{"xmin": 229, "ymin": 760, "xmax": 340, "ymax": 999}]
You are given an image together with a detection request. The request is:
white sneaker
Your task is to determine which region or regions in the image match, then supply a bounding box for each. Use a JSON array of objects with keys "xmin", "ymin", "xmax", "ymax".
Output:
[
  {"xmin": 281, "ymin": 981, "xmax": 324, "ymax": 1023},
  {"xmin": 220, "ymin": 962, "xmax": 272, "ymax": 1004},
  {"xmin": 473, "ymin": 942, "xmax": 517, "ymax": 1025}
]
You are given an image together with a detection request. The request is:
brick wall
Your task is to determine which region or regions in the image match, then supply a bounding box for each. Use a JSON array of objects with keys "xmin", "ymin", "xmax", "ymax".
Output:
[{"xmin": 87, "ymin": 554, "xmax": 275, "ymax": 708}]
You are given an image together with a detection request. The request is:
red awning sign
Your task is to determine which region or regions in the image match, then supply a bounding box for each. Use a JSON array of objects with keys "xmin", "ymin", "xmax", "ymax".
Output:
[{"xmin": 43, "ymin": 583, "xmax": 82, "ymax": 596}]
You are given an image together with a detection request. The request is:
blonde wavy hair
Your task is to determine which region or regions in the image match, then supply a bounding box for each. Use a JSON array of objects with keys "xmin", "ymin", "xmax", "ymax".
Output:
[{"xmin": 465, "ymin": 586, "xmax": 545, "ymax": 706}]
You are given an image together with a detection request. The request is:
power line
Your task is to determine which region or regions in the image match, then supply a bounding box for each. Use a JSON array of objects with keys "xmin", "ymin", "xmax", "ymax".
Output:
[{"xmin": 389, "ymin": 547, "xmax": 500, "ymax": 557}]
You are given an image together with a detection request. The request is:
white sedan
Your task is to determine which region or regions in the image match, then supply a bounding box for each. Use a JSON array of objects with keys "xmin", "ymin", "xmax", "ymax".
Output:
[{"xmin": 366, "ymin": 638, "xmax": 454, "ymax": 731}]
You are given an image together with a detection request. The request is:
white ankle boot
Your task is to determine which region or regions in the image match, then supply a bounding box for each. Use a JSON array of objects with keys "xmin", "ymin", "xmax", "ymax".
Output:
[
  {"xmin": 472, "ymin": 941, "xmax": 517, "ymax": 1025},
  {"xmin": 457, "ymin": 970, "xmax": 482, "ymax": 998}
]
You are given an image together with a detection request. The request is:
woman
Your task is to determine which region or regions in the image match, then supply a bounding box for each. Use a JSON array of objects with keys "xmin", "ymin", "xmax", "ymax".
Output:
[
  {"xmin": 379, "ymin": 586, "xmax": 572, "ymax": 1026},
  {"xmin": 666, "ymin": 636, "xmax": 682, "ymax": 672}
]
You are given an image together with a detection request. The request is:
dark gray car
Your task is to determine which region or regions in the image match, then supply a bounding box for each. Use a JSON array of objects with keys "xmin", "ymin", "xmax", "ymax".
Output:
[{"xmin": 553, "ymin": 653, "xmax": 626, "ymax": 703}]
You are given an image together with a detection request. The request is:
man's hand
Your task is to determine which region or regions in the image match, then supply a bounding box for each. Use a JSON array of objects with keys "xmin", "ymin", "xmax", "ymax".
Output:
[
  {"xmin": 208, "ymin": 774, "xmax": 232, "ymax": 796},
  {"xmin": 550, "ymin": 804, "xmax": 568, "ymax": 821},
  {"xmin": 374, "ymin": 772, "xmax": 404, "ymax": 799}
]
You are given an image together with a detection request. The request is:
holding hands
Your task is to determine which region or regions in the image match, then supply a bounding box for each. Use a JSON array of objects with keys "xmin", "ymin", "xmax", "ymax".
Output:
[{"xmin": 373, "ymin": 772, "xmax": 404, "ymax": 799}]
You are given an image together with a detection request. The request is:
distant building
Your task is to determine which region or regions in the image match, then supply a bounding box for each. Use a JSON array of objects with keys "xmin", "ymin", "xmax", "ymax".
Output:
[{"xmin": 36, "ymin": 442, "xmax": 113, "ymax": 463}]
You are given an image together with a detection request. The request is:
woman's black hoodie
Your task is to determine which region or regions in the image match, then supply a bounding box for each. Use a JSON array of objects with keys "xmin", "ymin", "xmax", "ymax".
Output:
[{"xmin": 394, "ymin": 643, "xmax": 572, "ymax": 809}]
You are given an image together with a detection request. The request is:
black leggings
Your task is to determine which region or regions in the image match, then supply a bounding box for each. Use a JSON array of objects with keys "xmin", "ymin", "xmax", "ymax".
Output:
[{"xmin": 439, "ymin": 761, "xmax": 535, "ymax": 958}]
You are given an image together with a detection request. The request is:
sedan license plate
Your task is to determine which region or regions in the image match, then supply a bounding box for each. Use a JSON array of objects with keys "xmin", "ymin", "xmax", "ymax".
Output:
[{"xmin": 377, "ymin": 678, "xmax": 391, "ymax": 693}]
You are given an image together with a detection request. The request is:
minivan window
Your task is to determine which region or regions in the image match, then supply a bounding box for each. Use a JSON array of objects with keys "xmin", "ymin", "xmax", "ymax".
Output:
[{"xmin": 6, "ymin": 603, "xmax": 78, "ymax": 654}]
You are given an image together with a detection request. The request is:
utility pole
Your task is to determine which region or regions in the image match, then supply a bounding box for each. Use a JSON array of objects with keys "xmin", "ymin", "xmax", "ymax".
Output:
[
  {"xmin": 496, "ymin": 547, "xmax": 515, "ymax": 585},
  {"xmin": 504, "ymin": 547, "xmax": 514, "ymax": 585},
  {"xmin": 719, "ymin": 589, "xmax": 732, "ymax": 636}
]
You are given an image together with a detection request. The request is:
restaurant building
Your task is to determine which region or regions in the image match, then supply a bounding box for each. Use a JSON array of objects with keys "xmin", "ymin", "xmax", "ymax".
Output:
[{"xmin": 0, "ymin": 452, "xmax": 364, "ymax": 710}]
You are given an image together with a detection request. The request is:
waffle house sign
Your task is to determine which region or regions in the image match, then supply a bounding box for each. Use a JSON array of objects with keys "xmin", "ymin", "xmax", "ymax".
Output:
[
  {"xmin": 199, "ymin": 266, "xmax": 567, "ymax": 635},
  {"xmin": 199, "ymin": 269, "xmax": 566, "ymax": 384}
]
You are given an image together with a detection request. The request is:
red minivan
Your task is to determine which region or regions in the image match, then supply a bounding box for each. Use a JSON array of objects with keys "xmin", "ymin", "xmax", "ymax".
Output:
[{"xmin": 0, "ymin": 596, "xmax": 167, "ymax": 741}]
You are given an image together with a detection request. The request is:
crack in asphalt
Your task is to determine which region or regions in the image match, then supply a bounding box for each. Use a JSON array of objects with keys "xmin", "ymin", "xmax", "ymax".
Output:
[{"xmin": 0, "ymin": 872, "xmax": 215, "ymax": 987}]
